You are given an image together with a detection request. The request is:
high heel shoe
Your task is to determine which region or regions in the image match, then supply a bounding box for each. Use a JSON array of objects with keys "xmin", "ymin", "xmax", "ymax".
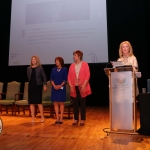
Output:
[
  {"xmin": 59, "ymin": 117, "xmax": 63, "ymax": 124},
  {"xmin": 80, "ymin": 120, "xmax": 85, "ymax": 126},
  {"xmin": 41, "ymin": 118, "xmax": 45, "ymax": 123},
  {"xmin": 72, "ymin": 120, "xmax": 78, "ymax": 126},
  {"xmin": 80, "ymin": 123, "xmax": 84, "ymax": 126},
  {"xmin": 31, "ymin": 118, "xmax": 35, "ymax": 123},
  {"xmin": 55, "ymin": 121, "xmax": 59, "ymax": 124}
]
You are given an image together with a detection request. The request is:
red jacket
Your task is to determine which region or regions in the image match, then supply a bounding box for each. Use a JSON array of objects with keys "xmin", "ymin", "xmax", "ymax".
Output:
[{"xmin": 68, "ymin": 61, "xmax": 92, "ymax": 98}]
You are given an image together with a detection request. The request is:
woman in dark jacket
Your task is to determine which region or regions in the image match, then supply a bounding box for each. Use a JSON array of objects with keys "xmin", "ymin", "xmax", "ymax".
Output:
[{"xmin": 27, "ymin": 55, "xmax": 47, "ymax": 123}]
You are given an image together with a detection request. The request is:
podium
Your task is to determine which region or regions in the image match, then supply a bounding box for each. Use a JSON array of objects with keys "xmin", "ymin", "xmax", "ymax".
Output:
[{"xmin": 104, "ymin": 66, "xmax": 139, "ymax": 134}]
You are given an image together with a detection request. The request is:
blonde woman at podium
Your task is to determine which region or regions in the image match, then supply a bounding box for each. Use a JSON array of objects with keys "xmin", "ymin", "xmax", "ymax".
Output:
[
  {"xmin": 118, "ymin": 41, "xmax": 138, "ymax": 72},
  {"xmin": 118, "ymin": 41, "xmax": 139, "ymax": 95}
]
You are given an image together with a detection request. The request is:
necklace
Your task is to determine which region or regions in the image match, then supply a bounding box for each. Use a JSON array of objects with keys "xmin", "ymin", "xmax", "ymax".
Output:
[
  {"xmin": 57, "ymin": 68, "xmax": 61, "ymax": 72},
  {"xmin": 122, "ymin": 56, "xmax": 129, "ymax": 64}
]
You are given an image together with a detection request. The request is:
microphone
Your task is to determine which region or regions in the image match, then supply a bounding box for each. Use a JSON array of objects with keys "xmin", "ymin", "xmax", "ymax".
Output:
[
  {"xmin": 105, "ymin": 62, "xmax": 111, "ymax": 68},
  {"xmin": 135, "ymin": 66, "xmax": 139, "ymax": 70}
]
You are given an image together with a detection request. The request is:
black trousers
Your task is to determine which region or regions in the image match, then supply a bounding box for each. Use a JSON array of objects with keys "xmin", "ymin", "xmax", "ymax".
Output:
[{"xmin": 72, "ymin": 86, "xmax": 86, "ymax": 120}]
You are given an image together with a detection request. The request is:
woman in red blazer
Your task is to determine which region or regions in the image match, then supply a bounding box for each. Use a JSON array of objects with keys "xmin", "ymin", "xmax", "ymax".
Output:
[{"xmin": 68, "ymin": 50, "xmax": 91, "ymax": 126}]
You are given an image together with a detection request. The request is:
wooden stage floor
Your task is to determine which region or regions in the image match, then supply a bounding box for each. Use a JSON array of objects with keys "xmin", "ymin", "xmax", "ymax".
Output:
[{"xmin": 0, "ymin": 106, "xmax": 150, "ymax": 150}]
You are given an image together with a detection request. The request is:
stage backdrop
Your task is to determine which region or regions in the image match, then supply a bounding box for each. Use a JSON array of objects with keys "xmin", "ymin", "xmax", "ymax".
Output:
[{"xmin": 0, "ymin": 0, "xmax": 150, "ymax": 106}]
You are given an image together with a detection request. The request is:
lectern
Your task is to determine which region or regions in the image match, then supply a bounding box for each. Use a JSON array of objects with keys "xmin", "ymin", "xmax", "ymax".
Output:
[{"xmin": 104, "ymin": 66, "xmax": 139, "ymax": 134}]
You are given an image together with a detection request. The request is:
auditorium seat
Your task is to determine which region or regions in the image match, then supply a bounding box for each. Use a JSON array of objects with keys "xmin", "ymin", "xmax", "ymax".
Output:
[
  {"xmin": 14, "ymin": 82, "xmax": 31, "ymax": 116},
  {"xmin": 0, "ymin": 82, "xmax": 4, "ymax": 113},
  {"xmin": 41, "ymin": 81, "xmax": 52, "ymax": 117},
  {"xmin": 0, "ymin": 82, "xmax": 3, "ymax": 94},
  {"xmin": 0, "ymin": 81, "xmax": 21, "ymax": 115},
  {"xmin": 64, "ymin": 82, "xmax": 73, "ymax": 119}
]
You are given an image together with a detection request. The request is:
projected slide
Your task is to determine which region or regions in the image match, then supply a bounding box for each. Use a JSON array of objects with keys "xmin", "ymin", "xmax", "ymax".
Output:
[{"xmin": 9, "ymin": 0, "xmax": 108, "ymax": 66}]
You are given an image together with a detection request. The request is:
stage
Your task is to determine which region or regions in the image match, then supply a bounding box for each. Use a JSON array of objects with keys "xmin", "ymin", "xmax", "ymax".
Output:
[{"xmin": 0, "ymin": 106, "xmax": 150, "ymax": 150}]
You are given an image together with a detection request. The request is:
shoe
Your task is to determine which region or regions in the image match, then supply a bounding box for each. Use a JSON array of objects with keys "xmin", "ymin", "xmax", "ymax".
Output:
[
  {"xmin": 31, "ymin": 120, "xmax": 35, "ymax": 123},
  {"xmin": 72, "ymin": 120, "xmax": 78, "ymax": 126},
  {"xmin": 41, "ymin": 119, "xmax": 45, "ymax": 123},
  {"xmin": 55, "ymin": 121, "xmax": 59, "ymax": 124},
  {"xmin": 59, "ymin": 121, "xmax": 63, "ymax": 124},
  {"xmin": 80, "ymin": 123, "xmax": 84, "ymax": 126},
  {"xmin": 41, "ymin": 117, "xmax": 45, "ymax": 123},
  {"xmin": 31, "ymin": 118, "xmax": 35, "ymax": 123}
]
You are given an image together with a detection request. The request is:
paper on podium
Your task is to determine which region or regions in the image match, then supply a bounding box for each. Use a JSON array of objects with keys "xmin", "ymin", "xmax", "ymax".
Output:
[{"xmin": 110, "ymin": 61, "xmax": 124, "ymax": 68}]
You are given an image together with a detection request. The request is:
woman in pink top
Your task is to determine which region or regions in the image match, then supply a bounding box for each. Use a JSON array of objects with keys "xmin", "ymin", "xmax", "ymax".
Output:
[{"xmin": 68, "ymin": 50, "xmax": 91, "ymax": 126}]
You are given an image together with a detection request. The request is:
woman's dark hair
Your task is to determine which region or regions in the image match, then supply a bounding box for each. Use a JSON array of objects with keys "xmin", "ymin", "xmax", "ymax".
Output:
[
  {"xmin": 73, "ymin": 50, "xmax": 83, "ymax": 60},
  {"xmin": 55, "ymin": 57, "xmax": 64, "ymax": 67}
]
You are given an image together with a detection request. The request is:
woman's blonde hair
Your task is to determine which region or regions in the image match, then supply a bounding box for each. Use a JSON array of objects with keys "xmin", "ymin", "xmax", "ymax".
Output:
[
  {"xmin": 119, "ymin": 41, "xmax": 134, "ymax": 58},
  {"xmin": 30, "ymin": 55, "xmax": 41, "ymax": 66}
]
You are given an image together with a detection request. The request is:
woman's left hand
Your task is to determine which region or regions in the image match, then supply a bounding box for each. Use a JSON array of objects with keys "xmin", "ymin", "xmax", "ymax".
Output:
[{"xmin": 44, "ymin": 86, "xmax": 47, "ymax": 91}]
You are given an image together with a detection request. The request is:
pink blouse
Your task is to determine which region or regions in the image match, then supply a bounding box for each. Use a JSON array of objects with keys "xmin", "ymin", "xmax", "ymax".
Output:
[{"xmin": 68, "ymin": 61, "xmax": 92, "ymax": 98}]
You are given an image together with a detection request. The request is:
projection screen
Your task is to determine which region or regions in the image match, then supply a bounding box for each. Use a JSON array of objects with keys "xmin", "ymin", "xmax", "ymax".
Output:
[{"xmin": 9, "ymin": 0, "xmax": 108, "ymax": 65}]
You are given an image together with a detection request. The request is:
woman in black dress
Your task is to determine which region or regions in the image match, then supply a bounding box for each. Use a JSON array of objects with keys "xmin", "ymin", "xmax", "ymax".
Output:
[{"xmin": 27, "ymin": 56, "xmax": 47, "ymax": 123}]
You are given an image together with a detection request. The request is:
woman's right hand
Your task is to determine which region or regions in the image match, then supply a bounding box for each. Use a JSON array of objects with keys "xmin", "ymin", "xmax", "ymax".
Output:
[{"xmin": 53, "ymin": 84, "xmax": 58, "ymax": 90}]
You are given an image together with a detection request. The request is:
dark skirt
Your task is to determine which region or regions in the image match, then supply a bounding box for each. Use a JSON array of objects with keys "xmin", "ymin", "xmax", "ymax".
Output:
[{"xmin": 28, "ymin": 84, "xmax": 43, "ymax": 104}]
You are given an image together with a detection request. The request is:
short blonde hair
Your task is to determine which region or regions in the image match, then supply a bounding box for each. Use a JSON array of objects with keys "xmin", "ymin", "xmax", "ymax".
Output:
[
  {"xmin": 119, "ymin": 41, "xmax": 134, "ymax": 58},
  {"xmin": 30, "ymin": 55, "xmax": 41, "ymax": 66}
]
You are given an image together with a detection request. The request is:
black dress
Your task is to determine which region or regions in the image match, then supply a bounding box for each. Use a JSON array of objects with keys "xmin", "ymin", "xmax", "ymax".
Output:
[{"xmin": 28, "ymin": 68, "xmax": 43, "ymax": 104}]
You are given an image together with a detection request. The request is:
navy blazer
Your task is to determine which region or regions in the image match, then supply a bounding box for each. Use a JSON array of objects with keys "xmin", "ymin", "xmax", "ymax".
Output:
[{"xmin": 27, "ymin": 66, "xmax": 47, "ymax": 86}]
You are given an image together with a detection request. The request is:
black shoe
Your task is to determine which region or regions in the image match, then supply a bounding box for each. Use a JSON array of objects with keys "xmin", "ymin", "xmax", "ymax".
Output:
[
  {"xmin": 59, "ymin": 121, "xmax": 63, "ymax": 124},
  {"xmin": 55, "ymin": 121, "xmax": 59, "ymax": 124},
  {"xmin": 72, "ymin": 121, "xmax": 78, "ymax": 126},
  {"xmin": 80, "ymin": 123, "xmax": 84, "ymax": 126}
]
